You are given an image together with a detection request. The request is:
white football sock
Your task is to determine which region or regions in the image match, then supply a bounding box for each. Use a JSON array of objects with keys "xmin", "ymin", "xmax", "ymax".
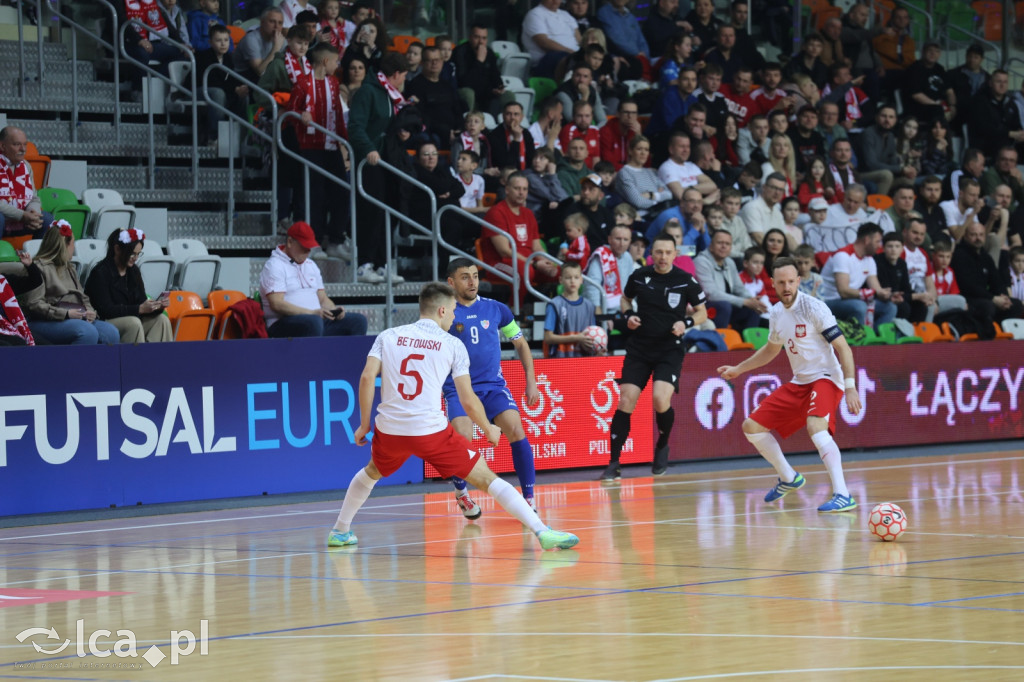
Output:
[
  {"xmin": 488, "ymin": 478, "xmax": 546, "ymax": 534},
  {"xmin": 745, "ymin": 431, "xmax": 797, "ymax": 481},
  {"xmin": 811, "ymin": 431, "xmax": 848, "ymax": 496},
  {"xmin": 333, "ymin": 468, "xmax": 377, "ymax": 532}
]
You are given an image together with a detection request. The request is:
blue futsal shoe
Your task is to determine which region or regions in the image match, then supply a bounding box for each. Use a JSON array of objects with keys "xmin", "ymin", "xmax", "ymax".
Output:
[
  {"xmin": 817, "ymin": 493, "xmax": 857, "ymax": 513},
  {"xmin": 764, "ymin": 473, "xmax": 806, "ymax": 502},
  {"xmin": 327, "ymin": 529, "xmax": 358, "ymax": 547}
]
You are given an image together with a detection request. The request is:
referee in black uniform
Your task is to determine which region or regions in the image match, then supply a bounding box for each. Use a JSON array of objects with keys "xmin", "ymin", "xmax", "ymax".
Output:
[{"xmin": 600, "ymin": 232, "xmax": 709, "ymax": 479}]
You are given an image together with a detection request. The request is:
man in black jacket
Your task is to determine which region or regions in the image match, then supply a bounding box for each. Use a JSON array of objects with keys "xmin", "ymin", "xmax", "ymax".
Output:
[
  {"xmin": 486, "ymin": 101, "xmax": 536, "ymax": 171},
  {"xmin": 968, "ymin": 70, "xmax": 1024, "ymax": 160},
  {"xmin": 451, "ymin": 24, "xmax": 505, "ymax": 114},
  {"xmin": 951, "ymin": 222, "xmax": 1024, "ymax": 323},
  {"xmin": 873, "ymin": 232, "xmax": 912, "ymax": 320},
  {"xmin": 406, "ymin": 46, "xmax": 465, "ymax": 149}
]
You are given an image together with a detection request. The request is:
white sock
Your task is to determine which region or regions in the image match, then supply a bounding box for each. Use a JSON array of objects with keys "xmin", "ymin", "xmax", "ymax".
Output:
[
  {"xmin": 333, "ymin": 468, "xmax": 377, "ymax": 532},
  {"xmin": 488, "ymin": 478, "xmax": 546, "ymax": 534},
  {"xmin": 745, "ymin": 431, "xmax": 797, "ymax": 481},
  {"xmin": 811, "ymin": 431, "xmax": 848, "ymax": 496}
]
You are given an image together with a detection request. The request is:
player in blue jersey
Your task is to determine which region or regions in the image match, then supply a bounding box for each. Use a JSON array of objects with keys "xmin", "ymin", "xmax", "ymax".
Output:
[{"xmin": 443, "ymin": 258, "xmax": 540, "ymax": 517}]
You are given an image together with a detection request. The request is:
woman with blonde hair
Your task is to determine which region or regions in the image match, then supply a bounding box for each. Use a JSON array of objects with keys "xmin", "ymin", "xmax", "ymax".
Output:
[
  {"xmin": 21, "ymin": 221, "xmax": 120, "ymax": 345},
  {"xmin": 761, "ymin": 134, "xmax": 798, "ymax": 197},
  {"xmin": 85, "ymin": 228, "xmax": 173, "ymax": 344}
]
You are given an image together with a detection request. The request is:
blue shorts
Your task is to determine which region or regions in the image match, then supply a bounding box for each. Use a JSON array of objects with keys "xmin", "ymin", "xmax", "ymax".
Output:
[{"xmin": 445, "ymin": 386, "xmax": 519, "ymax": 422}]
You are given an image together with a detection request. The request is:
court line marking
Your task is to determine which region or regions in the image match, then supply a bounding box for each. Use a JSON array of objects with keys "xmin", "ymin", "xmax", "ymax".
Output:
[
  {"xmin": 651, "ymin": 666, "xmax": 1024, "ymax": 681},
  {"xmin": 446, "ymin": 676, "xmax": 612, "ymax": 682},
  {"xmin": 1, "ymin": 452, "xmax": 1019, "ymax": 543},
  {"xmin": 228, "ymin": 632, "xmax": 1024, "ymax": 647}
]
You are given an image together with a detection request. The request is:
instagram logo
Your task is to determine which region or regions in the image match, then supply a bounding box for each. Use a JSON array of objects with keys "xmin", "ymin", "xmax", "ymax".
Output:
[{"xmin": 743, "ymin": 374, "xmax": 782, "ymax": 417}]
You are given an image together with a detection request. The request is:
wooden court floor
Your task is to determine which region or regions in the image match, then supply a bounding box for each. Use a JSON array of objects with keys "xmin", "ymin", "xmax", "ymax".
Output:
[{"xmin": 2, "ymin": 449, "xmax": 1024, "ymax": 681}]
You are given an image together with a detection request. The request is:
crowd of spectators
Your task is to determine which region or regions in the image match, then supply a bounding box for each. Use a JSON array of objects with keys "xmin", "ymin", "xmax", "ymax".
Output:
[{"xmin": 6, "ymin": 0, "xmax": 1024, "ymax": 347}]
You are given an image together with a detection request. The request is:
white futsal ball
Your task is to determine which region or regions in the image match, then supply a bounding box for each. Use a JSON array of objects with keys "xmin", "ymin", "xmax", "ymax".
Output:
[
  {"xmin": 868, "ymin": 502, "xmax": 907, "ymax": 542},
  {"xmin": 582, "ymin": 325, "xmax": 608, "ymax": 356}
]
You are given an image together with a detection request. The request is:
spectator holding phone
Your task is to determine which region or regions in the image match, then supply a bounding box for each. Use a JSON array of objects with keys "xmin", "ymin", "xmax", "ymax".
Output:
[
  {"xmin": 85, "ymin": 228, "xmax": 173, "ymax": 343},
  {"xmin": 258, "ymin": 221, "xmax": 368, "ymax": 337},
  {"xmin": 20, "ymin": 221, "xmax": 120, "ymax": 345}
]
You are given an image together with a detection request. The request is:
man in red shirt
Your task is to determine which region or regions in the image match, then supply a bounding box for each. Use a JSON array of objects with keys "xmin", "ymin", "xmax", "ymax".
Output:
[
  {"xmin": 599, "ymin": 98, "xmax": 642, "ymax": 170},
  {"xmin": 558, "ymin": 101, "xmax": 601, "ymax": 169},
  {"xmin": 719, "ymin": 66, "xmax": 757, "ymax": 128},
  {"xmin": 750, "ymin": 62, "xmax": 790, "ymax": 116},
  {"xmin": 482, "ymin": 173, "xmax": 560, "ymax": 296}
]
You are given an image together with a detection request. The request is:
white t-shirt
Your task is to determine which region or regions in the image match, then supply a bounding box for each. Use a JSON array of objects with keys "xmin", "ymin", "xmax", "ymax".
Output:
[
  {"xmin": 370, "ymin": 318, "xmax": 471, "ymax": 436},
  {"xmin": 657, "ymin": 158, "xmax": 703, "ymax": 190},
  {"xmin": 940, "ymin": 199, "xmax": 971, "ymax": 230},
  {"xmin": 902, "ymin": 244, "xmax": 933, "ymax": 293},
  {"xmin": 818, "ymin": 247, "xmax": 877, "ymax": 301},
  {"xmin": 452, "ymin": 170, "xmax": 485, "ymax": 209},
  {"xmin": 258, "ymin": 246, "xmax": 324, "ymax": 327},
  {"xmin": 527, "ymin": 121, "xmax": 562, "ymax": 151},
  {"xmin": 521, "ymin": 5, "xmax": 580, "ymax": 64},
  {"xmin": 768, "ymin": 291, "xmax": 845, "ymax": 390},
  {"xmin": 823, "ymin": 204, "xmax": 868, "ymax": 228}
]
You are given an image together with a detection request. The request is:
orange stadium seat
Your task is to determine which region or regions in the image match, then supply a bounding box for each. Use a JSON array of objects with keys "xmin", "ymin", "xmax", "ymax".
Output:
[
  {"xmin": 227, "ymin": 25, "xmax": 246, "ymax": 46},
  {"xmin": 717, "ymin": 328, "xmax": 754, "ymax": 350},
  {"xmin": 915, "ymin": 321, "xmax": 954, "ymax": 342},
  {"xmin": 25, "ymin": 141, "xmax": 50, "ymax": 189},
  {"xmin": 391, "ymin": 35, "xmax": 417, "ymax": 53},
  {"xmin": 867, "ymin": 194, "xmax": 893, "ymax": 211},
  {"xmin": 165, "ymin": 291, "xmax": 215, "ymax": 341},
  {"xmin": 208, "ymin": 289, "xmax": 248, "ymax": 339}
]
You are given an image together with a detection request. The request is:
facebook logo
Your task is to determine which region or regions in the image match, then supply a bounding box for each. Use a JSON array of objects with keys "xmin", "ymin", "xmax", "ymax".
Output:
[{"xmin": 695, "ymin": 378, "xmax": 735, "ymax": 430}]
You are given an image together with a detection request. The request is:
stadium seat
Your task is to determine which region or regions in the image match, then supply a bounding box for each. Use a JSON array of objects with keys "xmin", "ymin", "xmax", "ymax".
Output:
[
  {"xmin": 499, "ymin": 52, "xmax": 531, "ymax": 83},
  {"xmin": 528, "ymin": 77, "xmax": 558, "ymax": 106},
  {"xmin": 167, "ymin": 239, "xmax": 222, "ymax": 301},
  {"xmin": 876, "ymin": 321, "xmax": 922, "ymax": 344},
  {"xmin": 38, "ymin": 187, "xmax": 78, "ymax": 214},
  {"xmin": 482, "ymin": 192, "xmax": 497, "ymax": 207},
  {"xmin": 0, "ymin": 240, "xmax": 18, "ymax": 262},
  {"xmin": 167, "ymin": 61, "xmax": 207, "ymax": 114},
  {"xmin": 52, "ymin": 204, "xmax": 92, "ymax": 240},
  {"xmin": 915, "ymin": 321, "xmax": 954, "ymax": 342},
  {"xmin": 227, "ymin": 24, "xmax": 246, "ymax": 46},
  {"xmin": 208, "ymin": 289, "xmax": 247, "ymax": 339},
  {"xmin": 391, "ymin": 34, "xmax": 417, "ymax": 53},
  {"xmin": 81, "ymin": 188, "xmax": 136, "ymax": 240},
  {"xmin": 501, "ymin": 75, "xmax": 525, "ymax": 90},
  {"xmin": 136, "ymin": 239, "xmax": 177, "ymax": 298},
  {"xmin": 992, "ymin": 322, "xmax": 1015, "ymax": 340},
  {"xmin": 72, "ymin": 238, "xmax": 106, "ymax": 283},
  {"xmin": 22, "ymin": 239, "xmax": 42, "ymax": 258},
  {"xmin": 949, "ymin": 321, "xmax": 1016, "ymax": 341},
  {"xmin": 25, "ymin": 141, "xmax": 50, "ymax": 189},
  {"xmin": 508, "ymin": 87, "xmax": 535, "ymax": 121},
  {"xmin": 489, "ymin": 40, "xmax": 521, "ymax": 60},
  {"xmin": 741, "ymin": 326, "xmax": 769, "ymax": 349},
  {"xmin": 165, "ymin": 290, "xmax": 216, "ymax": 341},
  {"xmin": 1000, "ymin": 318, "xmax": 1024, "ymax": 339},
  {"xmin": 716, "ymin": 328, "xmax": 754, "ymax": 350},
  {"xmin": 867, "ymin": 194, "xmax": 893, "ymax": 211}
]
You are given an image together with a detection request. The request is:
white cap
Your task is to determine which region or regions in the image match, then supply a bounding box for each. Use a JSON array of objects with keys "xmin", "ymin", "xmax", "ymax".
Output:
[{"xmin": 808, "ymin": 197, "xmax": 829, "ymax": 211}]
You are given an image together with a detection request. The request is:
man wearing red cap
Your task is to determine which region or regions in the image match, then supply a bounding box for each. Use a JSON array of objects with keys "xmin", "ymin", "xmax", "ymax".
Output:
[{"xmin": 258, "ymin": 221, "xmax": 368, "ymax": 337}]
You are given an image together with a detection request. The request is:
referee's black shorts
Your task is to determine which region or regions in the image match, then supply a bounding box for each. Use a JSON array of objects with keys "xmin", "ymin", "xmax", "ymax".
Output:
[{"xmin": 618, "ymin": 337, "xmax": 687, "ymax": 392}]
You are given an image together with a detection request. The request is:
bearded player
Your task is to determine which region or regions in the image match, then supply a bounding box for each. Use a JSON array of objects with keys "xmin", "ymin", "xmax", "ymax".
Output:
[{"xmin": 717, "ymin": 256, "xmax": 861, "ymax": 512}]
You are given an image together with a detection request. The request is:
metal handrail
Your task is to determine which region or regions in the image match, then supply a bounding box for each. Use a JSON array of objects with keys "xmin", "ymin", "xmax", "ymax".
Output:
[
  {"xmin": 119, "ymin": 19, "xmax": 199, "ymax": 192},
  {"xmin": 940, "ymin": 23, "xmax": 1002, "ymax": 68},
  {"xmin": 522, "ymin": 251, "xmax": 604, "ymax": 308},
  {"xmin": 202, "ymin": 64, "xmax": 279, "ymax": 236},
  {"xmin": 433, "ymin": 203, "xmax": 521, "ymax": 315},
  {"xmin": 355, "ymin": 157, "xmax": 441, "ymax": 328},
  {"xmin": 276, "ymin": 111, "xmax": 357, "ymax": 260},
  {"xmin": 18, "ymin": 0, "xmax": 121, "ymax": 142}
]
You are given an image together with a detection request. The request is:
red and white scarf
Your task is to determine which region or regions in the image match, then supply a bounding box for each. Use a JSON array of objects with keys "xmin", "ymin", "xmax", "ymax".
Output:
[
  {"xmin": 460, "ymin": 131, "xmax": 478, "ymax": 154},
  {"xmin": 376, "ymin": 72, "xmax": 408, "ymax": 114},
  {"xmin": 285, "ymin": 50, "xmax": 310, "ymax": 85},
  {"xmin": 320, "ymin": 20, "xmax": 346, "ymax": 50},
  {"xmin": 586, "ymin": 245, "xmax": 623, "ymax": 309},
  {"xmin": 124, "ymin": 0, "xmax": 167, "ymax": 40},
  {"xmin": 0, "ymin": 275, "xmax": 34, "ymax": 346},
  {"xmin": 0, "ymin": 159, "xmax": 34, "ymax": 212},
  {"xmin": 504, "ymin": 126, "xmax": 526, "ymax": 169}
]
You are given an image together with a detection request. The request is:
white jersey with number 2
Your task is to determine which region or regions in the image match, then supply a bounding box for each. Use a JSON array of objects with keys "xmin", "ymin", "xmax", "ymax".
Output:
[
  {"xmin": 767, "ymin": 291, "xmax": 845, "ymax": 390},
  {"xmin": 369, "ymin": 318, "xmax": 471, "ymax": 436}
]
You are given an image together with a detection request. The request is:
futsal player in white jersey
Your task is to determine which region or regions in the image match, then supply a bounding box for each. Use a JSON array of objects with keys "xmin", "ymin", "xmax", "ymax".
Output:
[
  {"xmin": 327, "ymin": 282, "xmax": 580, "ymax": 550},
  {"xmin": 717, "ymin": 257, "xmax": 862, "ymax": 512}
]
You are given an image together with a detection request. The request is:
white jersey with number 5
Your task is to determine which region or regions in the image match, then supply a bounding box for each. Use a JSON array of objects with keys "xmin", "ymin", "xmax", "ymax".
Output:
[
  {"xmin": 369, "ymin": 318, "xmax": 471, "ymax": 436},
  {"xmin": 767, "ymin": 291, "xmax": 845, "ymax": 390}
]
